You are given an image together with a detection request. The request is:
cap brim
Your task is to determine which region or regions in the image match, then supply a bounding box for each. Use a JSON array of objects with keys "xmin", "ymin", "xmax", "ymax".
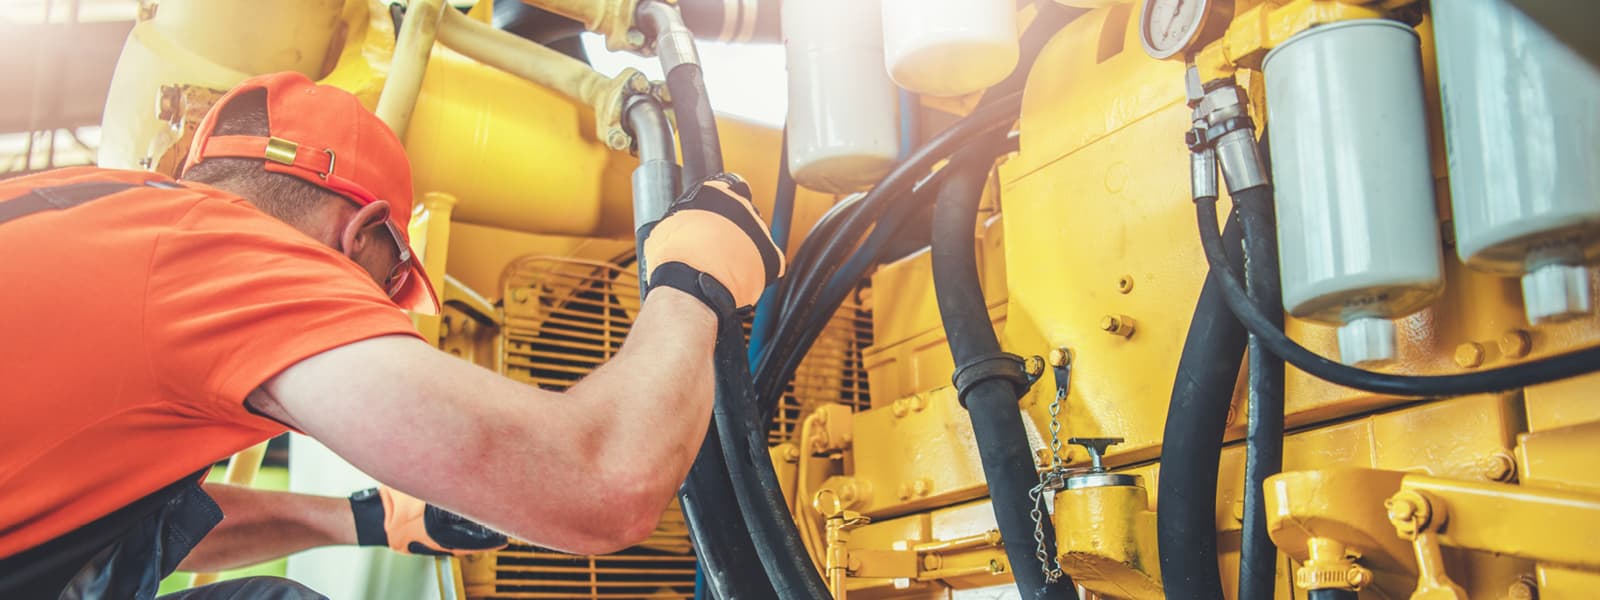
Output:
[{"xmin": 394, "ymin": 256, "xmax": 441, "ymax": 316}]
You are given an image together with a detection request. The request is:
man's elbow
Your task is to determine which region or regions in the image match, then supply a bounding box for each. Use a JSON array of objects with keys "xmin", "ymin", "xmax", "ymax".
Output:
[{"xmin": 577, "ymin": 468, "xmax": 677, "ymax": 554}]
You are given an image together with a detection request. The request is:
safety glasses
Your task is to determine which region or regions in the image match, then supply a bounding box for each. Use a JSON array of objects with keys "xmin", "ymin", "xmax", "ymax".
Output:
[{"xmin": 378, "ymin": 219, "xmax": 413, "ymax": 299}]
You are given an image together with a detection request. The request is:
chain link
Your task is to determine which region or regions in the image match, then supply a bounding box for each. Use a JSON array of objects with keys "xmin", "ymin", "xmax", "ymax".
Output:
[{"xmin": 1028, "ymin": 359, "xmax": 1074, "ymax": 584}]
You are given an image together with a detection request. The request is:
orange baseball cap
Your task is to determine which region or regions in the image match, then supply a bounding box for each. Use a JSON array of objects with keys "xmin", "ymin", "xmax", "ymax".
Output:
[{"xmin": 182, "ymin": 71, "xmax": 439, "ymax": 315}]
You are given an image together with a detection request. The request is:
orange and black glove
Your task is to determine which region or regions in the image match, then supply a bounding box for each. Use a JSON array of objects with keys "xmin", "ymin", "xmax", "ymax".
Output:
[
  {"xmin": 641, "ymin": 173, "xmax": 786, "ymax": 316},
  {"xmin": 350, "ymin": 486, "xmax": 508, "ymax": 556}
]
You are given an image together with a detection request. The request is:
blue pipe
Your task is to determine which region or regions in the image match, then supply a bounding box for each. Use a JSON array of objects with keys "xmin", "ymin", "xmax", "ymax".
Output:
[{"xmin": 747, "ymin": 128, "xmax": 796, "ymax": 367}]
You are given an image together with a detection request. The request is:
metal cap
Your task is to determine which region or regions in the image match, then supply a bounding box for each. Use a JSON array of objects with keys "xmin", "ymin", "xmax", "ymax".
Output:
[
  {"xmin": 1336, "ymin": 317, "xmax": 1397, "ymax": 366},
  {"xmin": 1521, "ymin": 263, "xmax": 1594, "ymax": 324},
  {"xmin": 1065, "ymin": 472, "xmax": 1140, "ymax": 490}
]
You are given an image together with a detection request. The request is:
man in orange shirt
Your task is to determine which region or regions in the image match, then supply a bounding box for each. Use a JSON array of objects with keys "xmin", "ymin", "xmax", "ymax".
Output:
[{"xmin": 0, "ymin": 72, "xmax": 782, "ymax": 599}]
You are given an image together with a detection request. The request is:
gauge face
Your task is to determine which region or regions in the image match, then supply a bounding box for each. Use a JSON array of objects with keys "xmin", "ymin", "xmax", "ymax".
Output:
[{"xmin": 1140, "ymin": 0, "xmax": 1212, "ymax": 59}]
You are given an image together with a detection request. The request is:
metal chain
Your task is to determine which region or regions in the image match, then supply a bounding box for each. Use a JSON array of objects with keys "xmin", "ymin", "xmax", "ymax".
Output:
[{"xmin": 1028, "ymin": 360, "xmax": 1074, "ymax": 584}]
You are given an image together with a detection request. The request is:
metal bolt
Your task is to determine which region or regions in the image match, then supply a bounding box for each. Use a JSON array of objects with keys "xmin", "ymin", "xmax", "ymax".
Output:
[
  {"xmin": 1117, "ymin": 275, "xmax": 1135, "ymax": 294},
  {"xmin": 782, "ymin": 445, "xmax": 801, "ymax": 463},
  {"xmin": 923, "ymin": 554, "xmax": 943, "ymax": 570},
  {"xmin": 1024, "ymin": 355, "xmax": 1046, "ymax": 380},
  {"xmin": 838, "ymin": 482, "xmax": 858, "ymax": 505},
  {"xmin": 1455, "ymin": 342, "xmax": 1485, "ymax": 368},
  {"xmin": 625, "ymin": 73, "xmax": 652, "ymax": 94},
  {"xmin": 912, "ymin": 478, "xmax": 932, "ymax": 498},
  {"xmin": 989, "ymin": 559, "xmax": 1006, "ymax": 574},
  {"xmin": 1034, "ymin": 448, "xmax": 1052, "ymax": 468},
  {"xmin": 625, "ymin": 29, "xmax": 647, "ymax": 49},
  {"xmin": 1386, "ymin": 498, "xmax": 1417, "ymax": 523},
  {"xmin": 1507, "ymin": 578, "xmax": 1538, "ymax": 600},
  {"xmin": 1100, "ymin": 314, "xmax": 1136, "ymax": 338},
  {"xmin": 1499, "ymin": 330, "xmax": 1533, "ymax": 359},
  {"xmin": 1347, "ymin": 566, "xmax": 1372, "ymax": 589},
  {"xmin": 1048, "ymin": 347, "xmax": 1073, "ymax": 368},
  {"xmin": 891, "ymin": 399, "xmax": 909, "ymax": 418},
  {"xmin": 606, "ymin": 129, "xmax": 631, "ymax": 151},
  {"xmin": 1480, "ymin": 453, "xmax": 1516, "ymax": 482}
]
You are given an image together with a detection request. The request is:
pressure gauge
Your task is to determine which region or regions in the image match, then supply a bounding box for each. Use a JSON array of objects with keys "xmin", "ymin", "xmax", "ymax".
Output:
[{"xmin": 1139, "ymin": 0, "xmax": 1230, "ymax": 60}]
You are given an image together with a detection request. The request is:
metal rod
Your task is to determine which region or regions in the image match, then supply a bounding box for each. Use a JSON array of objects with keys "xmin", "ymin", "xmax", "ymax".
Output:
[{"xmin": 375, "ymin": 0, "xmax": 447, "ymax": 139}]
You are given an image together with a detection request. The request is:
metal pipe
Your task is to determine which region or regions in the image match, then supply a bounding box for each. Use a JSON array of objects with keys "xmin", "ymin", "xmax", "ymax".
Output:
[
  {"xmin": 376, "ymin": 0, "xmax": 447, "ymax": 139},
  {"xmin": 637, "ymin": 1, "xmax": 702, "ymax": 69},
  {"xmin": 437, "ymin": 7, "xmax": 641, "ymax": 150},
  {"xmin": 519, "ymin": 0, "xmax": 638, "ymax": 50},
  {"xmin": 625, "ymin": 95, "xmax": 680, "ymax": 281},
  {"xmin": 636, "ymin": 0, "xmax": 721, "ymax": 183}
]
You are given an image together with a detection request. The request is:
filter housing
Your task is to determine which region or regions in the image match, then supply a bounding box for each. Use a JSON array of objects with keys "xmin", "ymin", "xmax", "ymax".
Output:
[
  {"xmin": 879, "ymin": 0, "xmax": 1019, "ymax": 97},
  {"xmin": 1263, "ymin": 20, "xmax": 1444, "ymax": 365},
  {"xmin": 783, "ymin": 0, "xmax": 900, "ymax": 193},
  {"xmin": 1433, "ymin": 0, "xmax": 1600, "ymax": 324}
]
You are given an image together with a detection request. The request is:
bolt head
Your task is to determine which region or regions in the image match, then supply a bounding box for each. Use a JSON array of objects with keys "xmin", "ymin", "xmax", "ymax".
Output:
[
  {"xmin": 1048, "ymin": 347, "xmax": 1072, "ymax": 368},
  {"xmin": 1100, "ymin": 316, "xmax": 1119, "ymax": 332},
  {"xmin": 1454, "ymin": 342, "xmax": 1485, "ymax": 368},
  {"xmin": 606, "ymin": 129, "xmax": 632, "ymax": 150},
  {"xmin": 923, "ymin": 554, "xmax": 942, "ymax": 570},
  {"xmin": 1024, "ymin": 355, "xmax": 1046, "ymax": 379},
  {"xmin": 1480, "ymin": 453, "xmax": 1516, "ymax": 482},
  {"xmin": 625, "ymin": 29, "xmax": 647, "ymax": 48},
  {"xmin": 1386, "ymin": 498, "xmax": 1417, "ymax": 522},
  {"xmin": 1117, "ymin": 276, "xmax": 1134, "ymax": 294},
  {"xmin": 1499, "ymin": 330, "xmax": 1533, "ymax": 359},
  {"xmin": 1508, "ymin": 580, "xmax": 1537, "ymax": 600},
  {"xmin": 1347, "ymin": 566, "xmax": 1371, "ymax": 588}
]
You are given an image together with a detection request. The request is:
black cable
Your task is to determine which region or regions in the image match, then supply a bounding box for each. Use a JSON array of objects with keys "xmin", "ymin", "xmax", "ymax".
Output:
[
  {"xmin": 931, "ymin": 144, "xmax": 1077, "ymax": 600},
  {"xmin": 667, "ymin": 64, "xmax": 723, "ymax": 186},
  {"xmin": 1158, "ymin": 208, "xmax": 1247, "ymax": 600},
  {"xmin": 1237, "ymin": 182, "xmax": 1284, "ymax": 600},
  {"xmin": 1195, "ymin": 194, "xmax": 1600, "ymax": 396}
]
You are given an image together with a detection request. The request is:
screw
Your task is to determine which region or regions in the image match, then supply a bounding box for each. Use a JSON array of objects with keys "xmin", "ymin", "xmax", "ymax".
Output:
[
  {"xmin": 989, "ymin": 559, "xmax": 1006, "ymax": 574},
  {"xmin": 1480, "ymin": 453, "xmax": 1516, "ymax": 482},
  {"xmin": 1455, "ymin": 342, "xmax": 1486, "ymax": 368},
  {"xmin": 625, "ymin": 73, "xmax": 651, "ymax": 94},
  {"xmin": 606, "ymin": 129, "xmax": 631, "ymax": 151},
  {"xmin": 1386, "ymin": 498, "xmax": 1417, "ymax": 523},
  {"xmin": 891, "ymin": 399, "xmax": 909, "ymax": 418},
  {"xmin": 1117, "ymin": 275, "xmax": 1134, "ymax": 294},
  {"xmin": 1024, "ymin": 355, "xmax": 1046, "ymax": 379},
  {"xmin": 1048, "ymin": 347, "xmax": 1073, "ymax": 368},
  {"xmin": 923, "ymin": 554, "xmax": 943, "ymax": 570},
  {"xmin": 1500, "ymin": 330, "xmax": 1533, "ymax": 359},
  {"xmin": 1507, "ymin": 578, "xmax": 1537, "ymax": 600},
  {"xmin": 912, "ymin": 478, "xmax": 932, "ymax": 498},
  {"xmin": 1100, "ymin": 315, "xmax": 1136, "ymax": 338},
  {"xmin": 1347, "ymin": 566, "xmax": 1372, "ymax": 589}
]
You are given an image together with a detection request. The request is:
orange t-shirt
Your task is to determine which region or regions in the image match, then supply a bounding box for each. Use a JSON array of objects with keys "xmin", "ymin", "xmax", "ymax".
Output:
[{"xmin": 0, "ymin": 167, "xmax": 422, "ymax": 557}]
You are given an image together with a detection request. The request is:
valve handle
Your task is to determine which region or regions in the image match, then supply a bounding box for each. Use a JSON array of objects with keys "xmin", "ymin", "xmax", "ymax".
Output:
[{"xmin": 1066, "ymin": 437, "xmax": 1124, "ymax": 472}]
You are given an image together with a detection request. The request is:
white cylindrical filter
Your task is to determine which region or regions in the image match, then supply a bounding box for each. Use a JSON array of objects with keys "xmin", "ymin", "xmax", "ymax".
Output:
[
  {"xmin": 1433, "ymin": 0, "xmax": 1600, "ymax": 324},
  {"xmin": 1263, "ymin": 20, "xmax": 1444, "ymax": 366},
  {"xmin": 880, "ymin": 0, "xmax": 1019, "ymax": 97},
  {"xmin": 783, "ymin": 0, "xmax": 900, "ymax": 193}
]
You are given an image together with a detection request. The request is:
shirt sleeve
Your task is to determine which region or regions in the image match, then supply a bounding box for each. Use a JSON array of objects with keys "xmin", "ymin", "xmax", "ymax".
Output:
[{"xmin": 144, "ymin": 195, "xmax": 423, "ymax": 425}]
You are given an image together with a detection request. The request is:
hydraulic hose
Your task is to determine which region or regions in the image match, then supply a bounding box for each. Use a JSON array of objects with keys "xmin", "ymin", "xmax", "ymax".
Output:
[
  {"xmin": 627, "ymin": 96, "xmax": 777, "ymax": 600},
  {"xmin": 1194, "ymin": 194, "xmax": 1600, "ymax": 397},
  {"xmin": 749, "ymin": 130, "xmax": 796, "ymax": 366},
  {"xmin": 931, "ymin": 144, "xmax": 1077, "ymax": 600},
  {"xmin": 638, "ymin": 1, "xmax": 722, "ymax": 185},
  {"xmin": 1237, "ymin": 184, "xmax": 1284, "ymax": 600},
  {"xmin": 1307, "ymin": 590, "xmax": 1358, "ymax": 600},
  {"xmin": 711, "ymin": 317, "xmax": 833, "ymax": 599},
  {"xmin": 1158, "ymin": 209, "xmax": 1247, "ymax": 600}
]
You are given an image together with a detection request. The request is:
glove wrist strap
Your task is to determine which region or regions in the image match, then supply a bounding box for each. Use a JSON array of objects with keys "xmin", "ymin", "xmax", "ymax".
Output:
[
  {"xmin": 349, "ymin": 487, "xmax": 388, "ymax": 547},
  {"xmin": 648, "ymin": 261, "xmax": 740, "ymax": 318}
]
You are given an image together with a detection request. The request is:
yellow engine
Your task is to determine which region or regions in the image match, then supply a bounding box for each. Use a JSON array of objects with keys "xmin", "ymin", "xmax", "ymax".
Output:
[{"xmin": 93, "ymin": 0, "xmax": 1600, "ymax": 598}]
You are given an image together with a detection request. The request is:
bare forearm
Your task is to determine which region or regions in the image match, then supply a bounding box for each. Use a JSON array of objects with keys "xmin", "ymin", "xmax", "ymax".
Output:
[
  {"xmin": 177, "ymin": 484, "xmax": 356, "ymax": 572},
  {"xmin": 568, "ymin": 288, "xmax": 717, "ymax": 493}
]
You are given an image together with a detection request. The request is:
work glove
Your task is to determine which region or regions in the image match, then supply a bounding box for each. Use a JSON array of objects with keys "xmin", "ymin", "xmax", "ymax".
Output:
[
  {"xmin": 641, "ymin": 173, "xmax": 787, "ymax": 315},
  {"xmin": 350, "ymin": 486, "xmax": 508, "ymax": 556}
]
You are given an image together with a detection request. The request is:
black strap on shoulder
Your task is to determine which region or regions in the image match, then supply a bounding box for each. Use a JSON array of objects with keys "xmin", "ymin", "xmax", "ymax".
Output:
[{"xmin": 0, "ymin": 181, "xmax": 146, "ymax": 226}]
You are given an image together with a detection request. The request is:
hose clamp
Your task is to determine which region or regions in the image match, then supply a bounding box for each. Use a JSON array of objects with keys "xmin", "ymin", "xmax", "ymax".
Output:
[{"xmin": 952, "ymin": 352, "xmax": 1035, "ymax": 408}]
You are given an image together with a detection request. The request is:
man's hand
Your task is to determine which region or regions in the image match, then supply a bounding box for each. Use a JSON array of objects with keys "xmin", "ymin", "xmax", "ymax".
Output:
[
  {"xmin": 351, "ymin": 486, "xmax": 508, "ymax": 556},
  {"xmin": 642, "ymin": 173, "xmax": 786, "ymax": 314}
]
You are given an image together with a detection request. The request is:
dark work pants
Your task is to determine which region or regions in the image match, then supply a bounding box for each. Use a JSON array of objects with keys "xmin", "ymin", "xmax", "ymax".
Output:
[{"xmin": 156, "ymin": 577, "xmax": 329, "ymax": 600}]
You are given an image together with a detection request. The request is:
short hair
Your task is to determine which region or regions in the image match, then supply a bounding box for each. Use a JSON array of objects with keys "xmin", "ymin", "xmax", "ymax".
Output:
[{"xmin": 179, "ymin": 89, "xmax": 340, "ymax": 224}]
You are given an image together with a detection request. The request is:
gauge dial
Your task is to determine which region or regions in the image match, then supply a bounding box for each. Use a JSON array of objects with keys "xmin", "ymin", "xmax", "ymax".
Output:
[{"xmin": 1140, "ymin": 0, "xmax": 1225, "ymax": 60}]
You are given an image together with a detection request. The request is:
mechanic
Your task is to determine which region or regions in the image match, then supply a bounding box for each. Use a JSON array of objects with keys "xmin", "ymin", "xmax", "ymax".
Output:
[{"xmin": 0, "ymin": 71, "xmax": 783, "ymax": 599}]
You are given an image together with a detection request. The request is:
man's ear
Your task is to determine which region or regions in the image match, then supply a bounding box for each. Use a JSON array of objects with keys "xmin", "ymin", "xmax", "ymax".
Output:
[{"xmin": 338, "ymin": 201, "xmax": 393, "ymax": 258}]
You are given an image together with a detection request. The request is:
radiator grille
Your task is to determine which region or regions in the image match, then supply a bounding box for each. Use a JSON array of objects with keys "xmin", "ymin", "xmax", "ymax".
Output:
[{"xmin": 473, "ymin": 255, "xmax": 872, "ymax": 599}]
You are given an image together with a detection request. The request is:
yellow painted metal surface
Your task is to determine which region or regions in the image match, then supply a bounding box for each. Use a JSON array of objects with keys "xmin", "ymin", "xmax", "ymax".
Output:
[{"xmin": 1054, "ymin": 482, "xmax": 1162, "ymax": 598}]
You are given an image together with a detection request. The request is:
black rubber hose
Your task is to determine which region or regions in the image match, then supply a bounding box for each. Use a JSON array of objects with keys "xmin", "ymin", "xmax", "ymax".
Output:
[
  {"xmin": 1308, "ymin": 590, "xmax": 1358, "ymax": 600},
  {"xmin": 632, "ymin": 171, "xmax": 777, "ymax": 600},
  {"xmin": 666, "ymin": 64, "xmax": 723, "ymax": 186},
  {"xmin": 932, "ymin": 145, "xmax": 1077, "ymax": 600},
  {"xmin": 752, "ymin": 93, "xmax": 1024, "ymax": 410},
  {"xmin": 711, "ymin": 317, "xmax": 833, "ymax": 599},
  {"xmin": 1158, "ymin": 209, "xmax": 1247, "ymax": 600},
  {"xmin": 1194, "ymin": 195, "xmax": 1600, "ymax": 397},
  {"xmin": 678, "ymin": 430, "xmax": 780, "ymax": 600},
  {"xmin": 1237, "ymin": 183, "xmax": 1284, "ymax": 600}
]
